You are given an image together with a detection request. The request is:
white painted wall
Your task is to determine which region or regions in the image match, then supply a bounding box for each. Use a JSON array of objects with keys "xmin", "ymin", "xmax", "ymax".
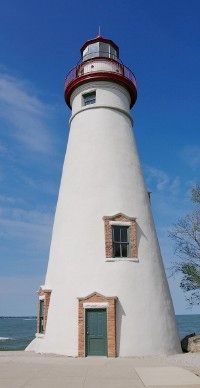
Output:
[
  {"xmin": 78, "ymin": 59, "xmax": 123, "ymax": 77},
  {"xmin": 27, "ymin": 80, "xmax": 181, "ymax": 356}
]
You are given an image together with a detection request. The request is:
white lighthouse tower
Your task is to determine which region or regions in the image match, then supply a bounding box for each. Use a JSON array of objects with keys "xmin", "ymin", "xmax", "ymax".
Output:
[{"xmin": 27, "ymin": 35, "xmax": 181, "ymax": 357}]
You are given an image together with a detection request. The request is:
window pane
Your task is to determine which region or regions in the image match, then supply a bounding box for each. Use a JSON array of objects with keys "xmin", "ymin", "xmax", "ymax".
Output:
[
  {"xmin": 89, "ymin": 43, "xmax": 99, "ymax": 53},
  {"xmin": 83, "ymin": 47, "xmax": 89, "ymax": 57},
  {"xmin": 113, "ymin": 242, "xmax": 121, "ymax": 257},
  {"xmin": 99, "ymin": 43, "xmax": 109, "ymax": 58},
  {"xmin": 39, "ymin": 300, "xmax": 44, "ymax": 317},
  {"xmin": 110, "ymin": 46, "xmax": 117, "ymax": 59},
  {"xmin": 113, "ymin": 226, "xmax": 120, "ymax": 242},
  {"xmin": 39, "ymin": 317, "xmax": 44, "ymax": 333},
  {"xmin": 121, "ymin": 226, "xmax": 128, "ymax": 242},
  {"xmin": 87, "ymin": 43, "xmax": 99, "ymax": 59},
  {"xmin": 83, "ymin": 91, "xmax": 96, "ymax": 106},
  {"xmin": 121, "ymin": 243, "xmax": 128, "ymax": 257},
  {"xmin": 39, "ymin": 300, "xmax": 44, "ymax": 333}
]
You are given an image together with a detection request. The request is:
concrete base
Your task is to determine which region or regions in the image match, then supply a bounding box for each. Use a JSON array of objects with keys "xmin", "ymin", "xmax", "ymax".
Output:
[{"xmin": 0, "ymin": 351, "xmax": 199, "ymax": 388}]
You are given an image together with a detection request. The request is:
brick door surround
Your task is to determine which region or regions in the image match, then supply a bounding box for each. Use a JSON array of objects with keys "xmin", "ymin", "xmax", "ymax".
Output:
[{"xmin": 78, "ymin": 292, "xmax": 118, "ymax": 357}]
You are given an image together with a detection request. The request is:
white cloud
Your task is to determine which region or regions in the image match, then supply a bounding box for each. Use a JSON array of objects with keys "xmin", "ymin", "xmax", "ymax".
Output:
[
  {"xmin": 145, "ymin": 165, "xmax": 180, "ymax": 194},
  {"xmin": 181, "ymin": 145, "xmax": 200, "ymax": 169},
  {"xmin": 0, "ymin": 195, "xmax": 24, "ymax": 205},
  {"xmin": 19, "ymin": 174, "xmax": 58, "ymax": 195},
  {"xmin": 145, "ymin": 166, "xmax": 169, "ymax": 190},
  {"xmin": 0, "ymin": 72, "xmax": 54, "ymax": 153},
  {"xmin": 144, "ymin": 166, "xmax": 193, "ymax": 228},
  {"xmin": 169, "ymin": 176, "xmax": 181, "ymax": 195}
]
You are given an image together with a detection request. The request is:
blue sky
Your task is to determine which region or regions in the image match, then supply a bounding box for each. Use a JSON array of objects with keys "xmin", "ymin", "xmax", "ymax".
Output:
[{"xmin": 0, "ymin": 0, "xmax": 199, "ymax": 315}]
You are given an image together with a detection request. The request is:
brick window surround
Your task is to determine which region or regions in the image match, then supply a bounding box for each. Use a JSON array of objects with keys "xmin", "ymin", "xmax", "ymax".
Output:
[
  {"xmin": 37, "ymin": 287, "xmax": 51, "ymax": 334},
  {"xmin": 78, "ymin": 292, "xmax": 118, "ymax": 357},
  {"xmin": 103, "ymin": 213, "xmax": 137, "ymax": 259}
]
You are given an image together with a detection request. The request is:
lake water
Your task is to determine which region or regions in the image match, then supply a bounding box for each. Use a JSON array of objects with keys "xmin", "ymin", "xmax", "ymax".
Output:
[
  {"xmin": 0, "ymin": 315, "xmax": 199, "ymax": 351},
  {"xmin": 0, "ymin": 317, "xmax": 36, "ymax": 350}
]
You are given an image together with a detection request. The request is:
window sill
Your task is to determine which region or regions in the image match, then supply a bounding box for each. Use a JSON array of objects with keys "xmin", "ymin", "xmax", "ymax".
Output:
[
  {"xmin": 35, "ymin": 333, "xmax": 45, "ymax": 339},
  {"xmin": 105, "ymin": 257, "xmax": 139, "ymax": 262}
]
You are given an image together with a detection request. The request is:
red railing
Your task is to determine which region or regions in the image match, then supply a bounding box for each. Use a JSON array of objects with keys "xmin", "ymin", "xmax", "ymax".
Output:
[{"xmin": 65, "ymin": 58, "xmax": 136, "ymax": 88}]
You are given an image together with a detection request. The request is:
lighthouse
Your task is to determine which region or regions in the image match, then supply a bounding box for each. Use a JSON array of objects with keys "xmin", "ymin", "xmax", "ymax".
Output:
[{"xmin": 27, "ymin": 35, "xmax": 181, "ymax": 356}]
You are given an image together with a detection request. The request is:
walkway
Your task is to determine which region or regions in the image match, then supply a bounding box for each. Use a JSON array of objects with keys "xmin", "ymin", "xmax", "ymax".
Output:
[{"xmin": 0, "ymin": 351, "xmax": 199, "ymax": 387}]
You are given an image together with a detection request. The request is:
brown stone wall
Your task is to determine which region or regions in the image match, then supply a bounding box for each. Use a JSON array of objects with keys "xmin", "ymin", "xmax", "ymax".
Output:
[
  {"xmin": 78, "ymin": 292, "xmax": 117, "ymax": 357},
  {"xmin": 107, "ymin": 298, "xmax": 117, "ymax": 357},
  {"xmin": 78, "ymin": 299, "xmax": 84, "ymax": 357},
  {"xmin": 103, "ymin": 213, "xmax": 137, "ymax": 258},
  {"xmin": 37, "ymin": 288, "xmax": 51, "ymax": 333}
]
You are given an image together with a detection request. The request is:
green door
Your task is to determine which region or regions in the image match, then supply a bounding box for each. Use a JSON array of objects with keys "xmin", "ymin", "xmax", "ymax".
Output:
[{"xmin": 85, "ymin": 309, "xmax": 107, "ymax": 356}]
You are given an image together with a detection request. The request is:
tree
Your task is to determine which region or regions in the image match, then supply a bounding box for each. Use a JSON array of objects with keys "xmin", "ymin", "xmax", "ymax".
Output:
[{"xmin": 169, "ymin": 184, "xmax": 200, "ymax": 306}]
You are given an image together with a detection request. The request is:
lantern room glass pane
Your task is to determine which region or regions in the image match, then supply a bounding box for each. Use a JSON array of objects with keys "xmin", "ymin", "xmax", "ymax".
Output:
[
  {"xmin": 83, "ymin": 47, "xmax": 89, "ymax": 58},
  {"xmin": 89, "ymin": 43, "xmax": 99, "ymax": 54},
  {"xmin": 110, "ymin": 45, "xmax": 117, "ymax": 59},
  {"xmin": 99, "ymin": 43, "xmax": 109, "ymax": 58},
  {"xmin": 82, "ymin": 42, "xmax": 117, "ymax": 61},
  {"xmin": 83, "ymin": 43, "xmax": 99, "ymax": 60}
]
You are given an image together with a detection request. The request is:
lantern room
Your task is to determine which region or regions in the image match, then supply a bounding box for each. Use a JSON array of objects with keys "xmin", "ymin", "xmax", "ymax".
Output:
[
  {"xmin": 81, "ymin": 36, "xmax": 119, "ymax": 61},
  {"xmin": 64, "ymin": 35, "xmax": 137, "ymax": 109}
]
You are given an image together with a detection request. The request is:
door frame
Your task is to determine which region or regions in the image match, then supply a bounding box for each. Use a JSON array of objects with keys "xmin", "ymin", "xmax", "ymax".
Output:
[
  {"xmin": 85, "ymin": 308, "xmax": 108, "ymax": 356},
  {"xmin": 78, "ymin": 292, "xmax": 117, "ymax": 357}
]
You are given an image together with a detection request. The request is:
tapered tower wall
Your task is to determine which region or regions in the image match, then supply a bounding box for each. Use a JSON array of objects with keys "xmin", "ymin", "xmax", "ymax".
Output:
[{"xmin": 27, "ymin": 80, "xmax": 181, "ymax": 356}]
